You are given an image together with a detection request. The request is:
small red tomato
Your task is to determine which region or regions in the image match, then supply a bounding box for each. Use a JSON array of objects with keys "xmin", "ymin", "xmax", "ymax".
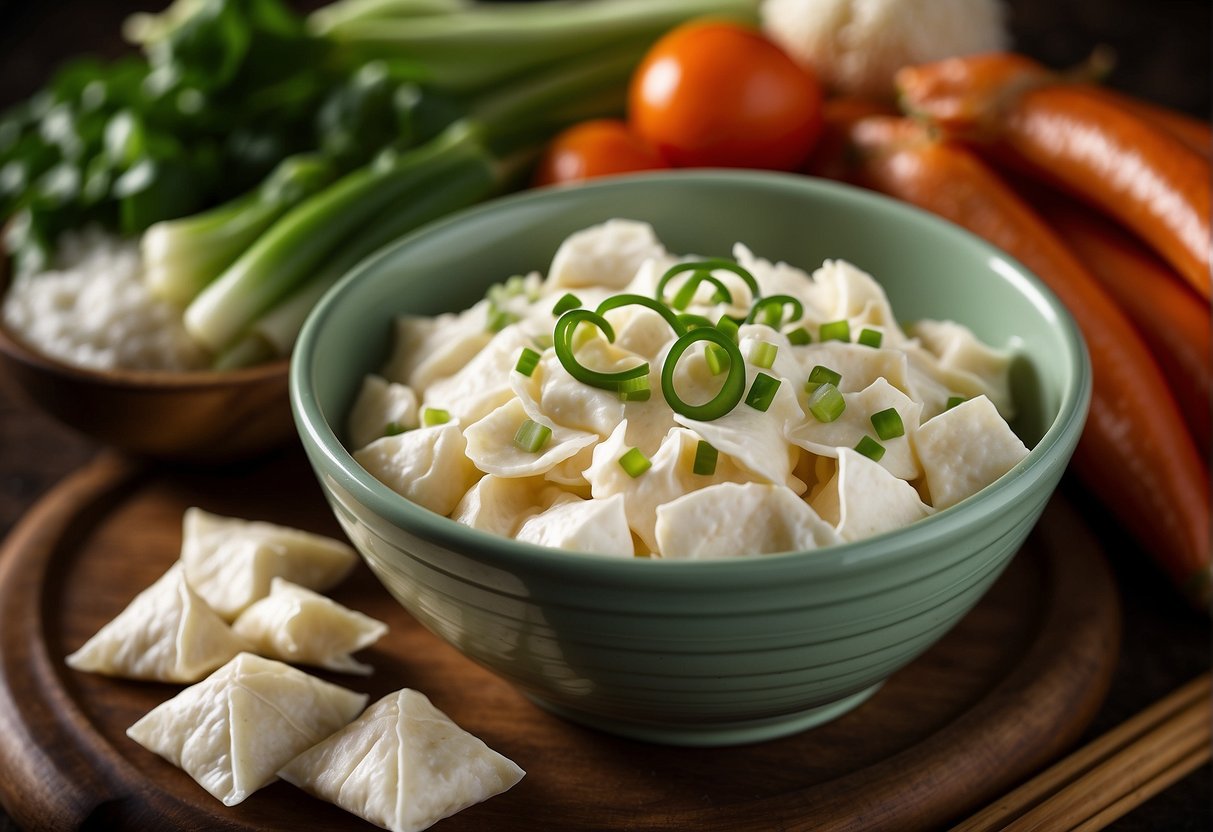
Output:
[
  {"xmin": 532, "ymin": 119, "xmax": 669, "ymax": 186},
  {"xmin": 628, "ymin": 20, "xmax": 824, "ymax": 170}
]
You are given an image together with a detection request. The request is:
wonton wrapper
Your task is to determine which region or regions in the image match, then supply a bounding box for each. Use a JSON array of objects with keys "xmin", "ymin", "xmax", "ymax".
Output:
[
  {"xmin": 66, "ymin": 562, "xmax": 247, "ymax": 683},
  {"xmin": 382, "ymin": 310, "xmax": 492, "ymax": 397},
  {"xmin": 232, "ymin": 578, "xmax": 389, "ymax": 675},
  {"xmin": 913, "ymin": 395, "xmax": 1030, "ymax": 510},
  {"xmin": 810, "ymin": 448, "xmax": 933, "ymax": 542},
  {"xmin": 514, "ymin": 493, "xmax": 633, "ymax": 556},
  {"xmin": 546, "ymin": 219, "xmax": 666, "ymax": 291},
  {"xmin": 464, "ymin": 398, "xmax": 596, "ymax": 479},
  {"xmin": 348, "ymin": 374, "xmax": 420, "ymax": 450},
  {"xmin": 127, "ymin": 653, "xmax": 368, "ymax": 807},
  {"xmin": 279, "ymin": 688, "xmax": 525, "ymax": 832},
  {"xmin": 450, "ymin": 475, "xmax": 567, "ymax": 537},
  {"xmin": 181, "ymin": 508, "xmax": 358, "ymax": 621},
  {"xmin": 354, "ymin": 422, "xmax": 481, "ymax": 516}
]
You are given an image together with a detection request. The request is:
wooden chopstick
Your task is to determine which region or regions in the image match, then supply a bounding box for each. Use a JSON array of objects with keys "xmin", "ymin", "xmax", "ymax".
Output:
[{"xmin": 950, "ymin": 672, "xmax": 1211, "ymax": 832}]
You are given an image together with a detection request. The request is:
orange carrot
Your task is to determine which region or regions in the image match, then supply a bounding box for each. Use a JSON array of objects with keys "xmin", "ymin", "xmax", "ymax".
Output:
[
  {"xmin": 897, "ymin": 53, "xmax": 1212, "ymax": 302},
  {"xmin": 842, "ymin": 115, "xmax": 1211, "ymax": 608},
  {"xmin": 1089, "ymin": 88, "xmax": 1213, "ymax": 160},
  {"xmin": 1035, "ymin": 194, "xmax": 1211, "ymax": 457},
  {"xmin": 803, "ymin": 97, "xmax": 897, "ymax": 181}
]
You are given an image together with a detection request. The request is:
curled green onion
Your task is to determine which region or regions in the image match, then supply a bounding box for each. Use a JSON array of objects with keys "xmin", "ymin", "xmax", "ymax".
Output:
[
  {"xmin": 677, "ymin": 313, "xmax": 715, "ymax": 331},
  {"xmin": 946, "ymin": 395, "xmax": 969, "ymax": 411},
  {"xmin": 514, "ymin": 347, "xmax": 541, "ymax": 377},
  {"xmin": 745, "ymin": 294, "xmax": 804, "ymax": 328},
  {"xmin": 514, "ymin": 419, "xmax": 552, "ymax": 453},
  {"xmin": 820, "ymin": 319, "xmax": 851, "ymax": 342},
  {"xmin": 661, "ymin": 326, "xmax": 746, "ymax": 421},
  {"xmin": 692, "ymin": 440, "xmax": 718, "ymax": 475},
  {"xmin": 745, "ymin": 373, "xmax": 781, "ymax": 412},
  {"xmin": 870, "ymin": 407, "xmax": 905, "ymax": 440},
  {"xmin": 595, "ymin": 293, "xmax": 686, "ymax": 336},
  {"xmin": 422, "ymin": 407, "xmax": 450, "ymax": 427},
  {"xmin": 619, "ymin": 447, "xmax": 651, "ymax": 478},
  {"xmin": 805, "ymin": 364, "xmax": 842, "ymax": 392},
  {"xmin": 656, "ymin": 259, "xmax": 759, "ymax": 310},
  {"xmin": 751, "ymin": 341, "xmax": 778, "ymax": 369},
  {"xmin": 616, "ymin": 375, "xmax": 651, "ymax": 402},
  {"xmin": 786, "ymin": 327, "xmax": 812, "ymax": 346},
  {"xmin": 552, "ymin": 292, "xmax": 582, "ymax": 316},
  {"xmin": 858, "ymin": 327, "xmax": 883, "ymax": 348},
  {"xmin": 807, "ymin": 383, "xmax": 845, "ymax": 422},
  {"xmin": 553, "ymin": 308, "xmax": 649, "ymax": 391},
  {"xmin": 854, "ymin": 435, "xmax": 886, "ymax": 461},
  {"xmin": 671, "ymin": 271, "xmax": 733, "ymax": 310}
]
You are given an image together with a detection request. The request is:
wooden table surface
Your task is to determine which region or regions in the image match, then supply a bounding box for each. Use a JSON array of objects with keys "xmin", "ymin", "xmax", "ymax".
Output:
[{"xmin": 1, "ymin": 1, "xmax": 1209, "ymax": 830}]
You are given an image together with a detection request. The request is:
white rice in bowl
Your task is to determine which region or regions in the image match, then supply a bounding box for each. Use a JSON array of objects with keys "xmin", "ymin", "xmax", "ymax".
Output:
[{"xmin": 3, "ymin": 227, "xmax": 210, "ymax": 372}]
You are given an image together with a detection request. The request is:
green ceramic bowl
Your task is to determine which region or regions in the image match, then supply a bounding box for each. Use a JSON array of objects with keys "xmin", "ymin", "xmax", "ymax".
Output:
[{"xmin": 290, "ymin": 170, "xmax": 1090, "ymax": 746}]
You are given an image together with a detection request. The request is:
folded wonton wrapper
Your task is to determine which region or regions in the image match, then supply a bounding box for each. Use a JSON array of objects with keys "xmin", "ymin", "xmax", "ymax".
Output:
[
  {"xmin": 279, "ymin": 688, "xmax": 525, "ymax": 832},
  {"xmin": 127, "ymin": 653, "xmax": 368, "ymax": 807},
  {"xmin": 232, "ymin": 578, "xmax": 389, "ymax": 675},
  {"xmin": 180, "ymin": 508, "xmax": 358, "ymax": 621},
  {"xmin": 66, "ymin": 562, "xmax": 247, "ymax": 683}
]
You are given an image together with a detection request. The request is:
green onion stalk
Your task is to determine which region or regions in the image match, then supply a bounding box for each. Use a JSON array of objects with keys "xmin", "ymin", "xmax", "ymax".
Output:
[{"xmin": 191, "ymin": 42, "xmax": 644, "ymax": 364}]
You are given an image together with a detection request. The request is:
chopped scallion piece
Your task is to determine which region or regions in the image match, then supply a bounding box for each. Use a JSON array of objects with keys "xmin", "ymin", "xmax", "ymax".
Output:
[
  {"xmin": 854, "ymin": 435, "xmax": 886, "ymax": 461},
  {"xmin": 383, "ymin": 421, "xmax": 407, "ymax": 437},
  {"xmin": 745, "ymin": 373, "xmax": 781, "ymax": 412},
  {"xmin": 514, "ymin": 347, "xmax": 541, "ymax": 377},
  {"xmin": 422, "ymin": 407, "xmax": 450, "ymax": 427},
  {"xmin": 716, "ymin": 314, "xmax": 740, "ymax": 342},
  {"xmin": 807, "ymin": 383, "xmax": 845, "ymax": 422},
  {"xmin": 616, "ymin": 375, "xmax": 651, "ymax": 402},
  {"xmin": 946, "ymin": 395, "xmax": 968, "ymax": 411},
  {"xmin": 870, "ymin": 407, "xmax": 904, "ymax": 440},
  {"xmin": 487, "ymin": 307, "xmax": 519, "ymax": 333},
  {"xmin": 692, "ymin": 440, "xmax": 718, "ymax": 475},
  {"xmin": 805, "ymin": 364, "xmax": 842, "ymax": 392},
  {"xmin": 819, "ymin": 319, "xmax": 851, "ymax": 342},
  {"xmin": 552, "ymin": 292, "xmax": 581, "ymax": 316},
  {"xmin": 786, "ymin": 327, "xmax": 812, "ymax": 346},
  {"xmin": 618, "ymin": 447, "xmax": 651, "ymax": 478},
  {"xmin": 705, "ymin": 343, "xmax": 730, "ymax": 375},
  {"xmin": 858, "ymin": 328, "xmax": 883, "ymax": 348},
  {"xmin": 513, "ymin": 419, "xmax": 552, "ymax": 453},
  {"xmin": 751, "ymin": 341, "xmax": 778, "ymax": 369}
]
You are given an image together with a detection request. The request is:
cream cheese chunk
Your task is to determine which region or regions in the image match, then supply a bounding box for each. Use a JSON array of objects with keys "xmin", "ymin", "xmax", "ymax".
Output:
[
  {"xmin": 279, "ymin": 688, "xmax": 524, "ymax": 832},
  {"xmin": 231, "ymin": 578, "xmax": 389, "ymax": 675},
  {"xmin": 66, "ymin": 562, "xmax": 247, "ymax": 683},
  {"xmin": 127, "ymin": 653, "xmax": 367, "ymax": 807},
  {"xmin": 180, "ymin": 508, "xmax": 357, "ymax": 621}
]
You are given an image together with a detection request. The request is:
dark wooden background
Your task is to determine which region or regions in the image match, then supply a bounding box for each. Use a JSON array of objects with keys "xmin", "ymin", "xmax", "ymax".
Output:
[{"xmin": 0, "ymin": 1, "xmax": 1209, "ymax": 830}]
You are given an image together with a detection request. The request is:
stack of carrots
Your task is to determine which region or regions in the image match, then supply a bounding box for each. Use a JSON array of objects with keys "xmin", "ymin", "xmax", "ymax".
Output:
[{"xmin": 809, "ymin": 53, "xmax": 1211, "ymax": 611}]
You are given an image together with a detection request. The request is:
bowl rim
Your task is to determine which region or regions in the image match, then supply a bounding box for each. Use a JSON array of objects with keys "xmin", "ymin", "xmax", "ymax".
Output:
[{"xmin": 290, "ymin": 169, "xmax": 1092, "ymax": 583}]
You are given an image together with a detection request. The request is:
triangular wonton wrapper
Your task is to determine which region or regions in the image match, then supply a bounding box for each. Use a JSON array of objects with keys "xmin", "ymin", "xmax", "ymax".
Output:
[
  {"xmin": 127, "ymin": 653, "xmax": 367, "ymax": 807},
  {"xmin": 180, "ymin": 508, "xmax": 358, "ymax": 620},
  {"xmin": 66, "ymin": 562, "xmax": 247, "ymax": 683},
  {"xmin": 279, "ymin": 688, "xmax": 525, "ymax": 832},
  {"xmin": 232, "ymin": 578, "xmax": 389, "ymax": 675}
]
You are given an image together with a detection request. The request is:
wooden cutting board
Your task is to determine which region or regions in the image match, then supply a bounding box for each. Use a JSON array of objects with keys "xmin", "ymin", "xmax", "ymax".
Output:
[{"xmin": 0, "ymin": 447, "xmax": 1121, "ymax": 832}]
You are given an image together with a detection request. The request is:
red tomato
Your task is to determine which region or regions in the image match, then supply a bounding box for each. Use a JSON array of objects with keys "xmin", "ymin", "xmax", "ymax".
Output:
[
  {"xmin": 532, "ymin": 119, "xmax": 669, "ymax": 186},
  {"xmin": 628, "ymin": 21, "xmax": 824, "ymax": 170}
]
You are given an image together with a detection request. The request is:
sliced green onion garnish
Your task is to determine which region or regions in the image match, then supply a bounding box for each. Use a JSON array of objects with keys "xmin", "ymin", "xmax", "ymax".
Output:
[
  {"xmin": 820, "ymin": 320, "xmax": 851, "ymax": 342},
  {"xmin": 745, "ymin": 294, "xmax": 804, "ymax": 328},
  {"xmin": 595, "ymin": 293, "xmax": 686, "ymax": 336},
  {"xmin": 553, "ymin": 308, "xmax": 649, "ymax": 391},
  {"xmin": 677, "ymin": 313, "xmax": 715, "ymax": 330},
  {"xmin": 854, "ymin": 435, "xmax": 886, "ymax": 461},
  {"xmin": 786, "ymin": 327, "xmax": 812, "ymax": 346},
  {"xmin": 807, "ymin": 383, "xmax": 845, "ymax": 422},
  {"xmin": 383, "ymin": 421, "xmax": 407, "ymax": 437},
  {"xmin": 616, "ymin": 375, "xmax": 651, "ymax": 402},
  {"xmin": 705, "ymin": 343, "xmax": 730, "ymax": 376},
  {"xmin": 670, "ymin": 270, "xmax": 733, "ymax": 310},
  {"xmin": 552, "ymin": 292, "xmax": 581, "ymax": 316},
  {"xmin": 486, "ymin": 307, "xmax": 519, "ymax": 333},
  {"xmin": 514, "ymin": 347, "xmax": 541, "ymax": 377},
  {"xmin": 745, "ymin": 373, "xmax": 781, "ymax": 412},
  {"xmin": 805, "ymin": 364, "xmax": 842, "ymax": 392},
  {"xmin": 661, "ymin": 326, "xmax": 746, "ymax": 421},
  {"xmin": 656, "ymin": 259, "xmax": 759, "ymax": 309},
  {"xmin": 858, "ymin": 328, "xmax": 883, "ymax": 348},
  {"xmin": 513, "ymin": 419, "xmax": 552, "ymax": 453},
  {"xmin": 422, "ymin": 407, "xmax": 450, "ymax": 427},
  {"xmin": 946, "ymin": 395, "xmax": 968, "ymax": 411},
  {"xmin": 618, "ymin": 447, "xmax": 651, "ymax": 478},
  {"xmin": 716, "ymin": 314, "xmax": 740, "ymax": 342},
  {"xmin": 751, "ymin": 341, "xmax": 778, "ymax": 369},
  {"xmin": 870, "ymin": 407, "xmax": 905, "ymax": 440},
  {"xmin": 692, "ymin": 440, "xmax": 718, "ymax": 475}
]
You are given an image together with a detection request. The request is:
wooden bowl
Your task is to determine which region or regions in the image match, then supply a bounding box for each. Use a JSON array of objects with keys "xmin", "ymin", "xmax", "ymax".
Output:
[{"xmin": 0, "ymin": 263, "xmax": 294, "ymax": 464}]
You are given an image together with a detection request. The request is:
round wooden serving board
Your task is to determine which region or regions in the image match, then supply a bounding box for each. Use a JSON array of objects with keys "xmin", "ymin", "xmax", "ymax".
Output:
[{"xmin": 0, "ymin": 448, "xmax": 1121, "ymax": 832}]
